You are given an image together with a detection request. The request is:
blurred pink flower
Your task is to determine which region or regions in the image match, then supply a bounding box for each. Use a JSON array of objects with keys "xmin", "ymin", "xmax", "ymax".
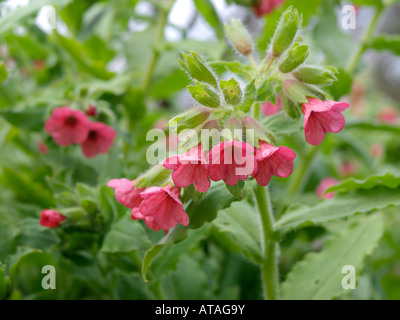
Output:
[
  {"xmin": 253, "ymin": 142, "xmax": 296, "ymax": 186},
  {"xmin": 261, "ymin": 96, "xmax": 282, "ymax": 116},
  {"xmin": 370, "ymin": 143, "xmax": 384, "ymax": 158},
  {"xmin": 40, "ymin": 209, "xmax": 66, "ymax": 228},
  {"xmin": 135, "ymin": 185, "xmax": 188, "ymax": 232},
  {"xmin": 253, "ymin": 0, "xmax": 285, "ymax": 17},
  {"xmin": 378, "ymin": 108, "xmax": 398, "ymax": 124},
  {"xmin": 339, "ymin": 161, "xmax": 357, "ymax": 178},
  {"xmin": 316, "ymin": 178, "xmax": 339, "ymax": 199},
  {"xmin": 107, "ymin": 178, "xmax": 145, "ymax": 209},
  {"xmin": 208, "ymin": 141, "xmax": 257, "ymax": 186},
  {"xmin": 80, "ymin": 122, "xmax": 116, "ymax": 158},
  {"xmin": 45, "ymin": 107, "xmax": 91, "ymax": 146},
  {"xmin": 164, "ymin": 145, "xmax": 210, "ymax": 192},
  {"xmin": 302, "ymin": 98, "xmax": 350, "ymax": 146},
  {"xmin": 38, "ymin": 142, "xmax": 48, "ymax": 154}
]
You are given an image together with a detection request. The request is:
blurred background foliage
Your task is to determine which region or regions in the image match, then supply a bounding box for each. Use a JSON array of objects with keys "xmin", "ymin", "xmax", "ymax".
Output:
[{"xmin": 0, "ymin": 0, "xmax": 400, "ymax": 300}]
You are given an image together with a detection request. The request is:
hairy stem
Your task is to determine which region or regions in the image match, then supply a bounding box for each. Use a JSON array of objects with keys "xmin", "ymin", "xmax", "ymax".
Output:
[{"xmin": 254, "ymin": 185, "xmax": 279, "ymax": 300}]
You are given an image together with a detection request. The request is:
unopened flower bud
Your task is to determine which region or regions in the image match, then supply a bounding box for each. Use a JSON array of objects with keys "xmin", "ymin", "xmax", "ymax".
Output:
[
  {"xmin": 168, "ymin": 107, "xmax": 211, "ymax": 133},
  {"xmin": 224, "ymin": 19, "xmax": 253, "ymax": 56},
  {"xmin": 283, "ymin": 79, "xmax": 308, "ymax": 104},
  {"xmin": 281, "ymin": 94, "xmax": 301, "ymax": 120},
  {"xmin": 135, "ymin": 164, "xmax": 171, "ymax": 188},
  {"xmin": 242, "ymin": 116, "xmax": 276, "ymax": 147},
  {"xmin": 179, "ymin": 51, "xmax": 218, "ymax": 88},
  {"xmin": 188, "ymin": 81, "xmax": 220, "ymax": 108},
  {"xmin": 293, "ymin": 65, "xmax": 338, "ymax": 85},
  {"xmin": 220, "ymin": 78, "xmax": 242, "ymax": 105},
  {"xmin": 272, "ymin": 6, "xmax": 301, "ymax": 57},
  {"xmin": 278, "ymin": 43, "xmax": 309, "ymax": 73}
]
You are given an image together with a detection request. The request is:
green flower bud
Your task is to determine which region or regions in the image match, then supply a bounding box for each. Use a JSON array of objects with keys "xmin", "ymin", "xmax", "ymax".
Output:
[
  {"xmin": 272, "ymin": 6, "xmax": 301, "ymax": 57},
  {"xmin": 179, "ymin": 51, "xmax": 218, "ymax": 88},
  {"xmin": 278, "ymin": 43, "xmax": 309, "ymax": 73},
  {"xmin": 283, "ymin": 79, "xmax": 308, "ymax": 104},
  {"xmin": 168, "ymin": 107, "xmax": 211, "ymax": 133},
  {"xmin": 224, "ymin": 19, "xmax": 253, "ymax": 56},
  {"xmin": 188, "ymin": 81, "xmax": 220, "ymax": 108},
  {"xmin": 293, "ymin": 65, "xmax": 338, "ymax": 85},
  {"xmin": 220, "ymin": 78, "xmax": 243, "ymax": 105},
  {"xmin": 281, "ymin": 94, "xmax": 301, "ymax": 120}
]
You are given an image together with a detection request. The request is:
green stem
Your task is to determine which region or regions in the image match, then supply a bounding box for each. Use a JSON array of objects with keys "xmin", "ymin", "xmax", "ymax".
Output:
[
  {"xmin": 346, "ymin": 6, "xmax": 383, "ymax": 74},
  {"xmin": 254, "ymin": 185, "xmax": 279, "ymax": 300},
  {"xmin": 141, "ymin": 6, "xmax": 171, "ymax": 93},
  {"xmin": 287, "ymin": 145, "xmax": 318, "ymax": 195}
]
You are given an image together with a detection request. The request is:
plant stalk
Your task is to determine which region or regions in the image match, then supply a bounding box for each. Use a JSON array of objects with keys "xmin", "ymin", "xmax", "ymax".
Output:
[{"xmin": 254, "ymin": 184, "xmax": 279, "ymax": 300}]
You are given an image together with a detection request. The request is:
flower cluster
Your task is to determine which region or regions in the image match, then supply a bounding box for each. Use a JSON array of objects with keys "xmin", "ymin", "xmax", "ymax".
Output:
[
  {"xmin": 106, "ymin": 8, "xmax": 351, "ymax": 234},
  {"xmin": 45, "ymin": 106, "xmax": 116, "ymax": 158}
]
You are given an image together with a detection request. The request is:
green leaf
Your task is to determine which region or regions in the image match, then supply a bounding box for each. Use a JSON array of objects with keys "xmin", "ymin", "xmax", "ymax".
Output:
[
  {"xmin": 101, "ymin": 214, "xmax": 151, "ymax": 253},
  {"xmin": 149, "ymin": 226, "xmax": 209, "ymax": 280},
  {"xmin": 345, "ymin": 120, "xmax": 400, "ymax": 135},
  {"xmin": 281, "ymin": 213, "xmax": 384, "ymax": 300},
  {"xmin": 326, "ymin": 172, "xmax": 400, "ymax": 193},
  {"xmin": 275, "ymin": 187, "xmax": 400, "ymax": 232},
  {"xmin": 0, "ymin": 62, "xmax": 7, "ymax": 84},
  {"xmin": 213, "ymin": 201, "xmax": 262, "ymax": 264},
  {"xmin": 209, "ymin": 61, "xmax": 254, "ymax": 80},
  {"xmin": 237, "ymin": 79, "xmax": 257, "ymax": 113},
  {"xmin": 263, "ymin": 113, "xmax": 303, "ymax": 138},
  {"xmin": 0, "ymin": 109, "xmax": 44, "ymax": 131},
  {"xmin": 186, "ymin": 181, "xmax": 236, "ymax": 229},
  {"xmin": 0, "ymin": 264, "xmax": 8, "ymax": 299},
  {"xmin": 193, "ymin": 0, "xmax": 224, "ymax": 39},
  {"xmin": 225, "ymin": 180, "xmax": 247, "ymax": 199},
  {"xmin": 141, "ymin": 224, "xmax": 188, "ymax": 281},
  {"xmin": 370, "ymin": 35, "xmax": 400, "ymax": 55}
]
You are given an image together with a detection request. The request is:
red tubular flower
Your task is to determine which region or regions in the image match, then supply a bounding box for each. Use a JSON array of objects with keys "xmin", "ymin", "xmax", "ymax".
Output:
[
  {"xmin": 378, "ymin": 107, "xmax": 398, "ymax": 124},
  {"xmin": 85, "ymin": 105, "xmax": 97, "ymax": 117},
  {"xmin": 135, "ymin": 185, "xmax": 189, "ymax": 232},
  {"xmin": 164, "ymin": 145, "xmax": 210, "ymax": 193},
  {"xmin": 39, "ymin": 209, "xmax": 66, "ymax": 228},
  {"xmin": 253, "ymin": 0, "xmax": 285, "ymax": 17},
  {"xmin": 45, "ymin": 107, "xmax": 91, "ymax": 146},
  {"xmin": 316, "ymin": 178, "xmax": 339, "ymax": 199},
  {"xmin": 302, "ymin": 98, "xmax": 350, "ymax": 146},
  {"xmin": 261, "ymin": 96, "xmax": 282, "ymax": 116},
  {"xmin": 107, "ymin": 178, "xmax": 145, "ymax": 208},
  {"xmin": 253, "ymin": 141, "xmax": 296, "ymax": 186},
  {"xmin": 208, "ymin": 141, "xmax": 257, "ymax": 186},
  {"xmin": 80, "ymin": 122, "xmax": 117, "ymax": 158}
]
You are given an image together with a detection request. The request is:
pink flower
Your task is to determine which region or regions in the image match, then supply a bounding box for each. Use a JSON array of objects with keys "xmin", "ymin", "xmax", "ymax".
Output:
[
  {"xmin": 39, "ymin": 209, "xmax": 66, "ymax": 228},
  {"xmin": 164, "ymin": 145, "xmax": 210, "ymax": 192},
  {"xmin": 261, "ymin": 96, "xmax": 282, "ymax": 116},
  {"xmin": 378, "ymin": 107, "xmax": 398, "ymax": 124},
  {"xmin": 85, "ymin": 105, "xmax": 97, "ymax": 117},
  {"xmin": 339, "ymin": 161, "xmax": 357, "ymax": 178},
  {"xmin": 253, "ymin": 142, "xmax": 296, "ymax": 186},
  {"xmin": 80, "ymin": 122, "xmax": 117, "ymax": 158},
  {"xmin": 134, "ymin": 185, "xmax": 189, "ymax": 232},
  {"xmin": 302, "ymin": 98, "xmax": 350, "ymax": 146},
  {"xmin": 107, "ymin": 178, "xmax": 145, "ymax": 209},
  {"xmin": 208, "ymin": 141, "xmax": 257, "ymax": 186},
  {"xmin": 45, "ymin": 107, "xmax": 91, "ymax": 146},
  {"xmin": 316, "ymin": 178, "xmax": 339, "ymax": 199},
  {"xmin": 253, "ymin": 0, "xmax": 285, "ymax": 17},
  {"xmin": 38, "ymin": 142, "xmax": 48, "ymax": 154}
]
